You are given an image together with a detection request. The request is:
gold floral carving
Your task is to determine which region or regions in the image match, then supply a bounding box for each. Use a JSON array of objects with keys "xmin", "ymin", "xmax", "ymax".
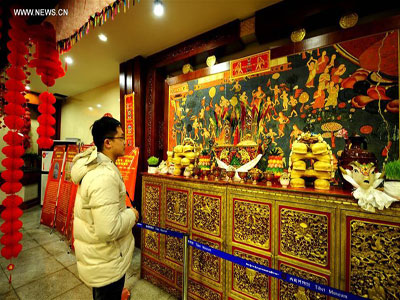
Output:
[
  {"xmin": 144, "ymin": 230, "xmax": 159, "ymax": 253},
  {"xmin": 166, "ymin": 189, "xmax": 188, "ymax": 227},
  {"xmin": 234, "ymin": 200, "xmax": 270, "ymax": 249},
  {"xmin": 349, "ymin": 219, "xmax": 400, "ymax": 299},
  {"xmin": 166, "ymin": 235, "xmax": 183, "ymax": 264},
  {"xmin": 143, "ymin": 255, "xmax": 175, "ymax": 281},
  {"xmin": 280, "ymin": 208, "xmax": 329, "ymax": 266},
  {"xmin": 280, "ymin": 263, "xmax": 328, "ymax": 300},
  {"xmin": 290, "ymin": 28, "xmax": 306, "ymax": 43},
  {"xmin": 339, "ymin": 13, "xmax": 358, "ymax": 29},
  {"xmin": 192, "ymin": 236, "xmax": 220, "ymax": 282},
  {"xmin": 193, "ymin": 193, "xmax": 220, "ymax": 236},
  {"xmin": 189, "ymin": 279, "xmax": 222, "ymax": 300},
  {"xmin": 142, "ymin": 269, "xmax": 181, "ymax": 299},
  {"xmin": 232, "ymin": 249, "xmax": 269, "ymax": 299},
  {"xmin": 144, "ymin": 184, "xmax": 160, "ymax": 225}
]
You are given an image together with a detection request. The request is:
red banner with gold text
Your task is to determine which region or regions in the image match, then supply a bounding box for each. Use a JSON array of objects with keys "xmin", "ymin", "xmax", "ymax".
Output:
[
  {"xmin": 116, "ymin": 147, "xmax": 139, "ymax": 207},
  {"xmin": 55, "ymin": 145, "xmax": 79, "ymax": 235},
  {"xmin": 124, "ymin": 93, "xmax": 135, "ymax": 153},
  {"xmin": 40, "ymin": 145, "xmax": 66, "ymax": 227}
]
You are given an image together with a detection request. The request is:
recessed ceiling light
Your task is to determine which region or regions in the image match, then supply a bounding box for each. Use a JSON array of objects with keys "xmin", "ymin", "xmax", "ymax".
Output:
[
  {"xmin": 65, "ymin": 56, "xmax": 73, "ymax": 64},
  {"xmin": 96, "ymin": 104, "xmax": 102, "ymax": 108},
  {"xmin": 25, "ymin": 85, "xmax": 31, "ymax": 90},
  {"xmin": 98, "ymin": 34, "xmax": 107, "ymax": 42},
  {"xmin": 88, "ymin": 107, "xmax": 93, "ymax": 111},
  {"xmin": 153, "ymin": 0, "xmax": 164, "ymax": 17}
]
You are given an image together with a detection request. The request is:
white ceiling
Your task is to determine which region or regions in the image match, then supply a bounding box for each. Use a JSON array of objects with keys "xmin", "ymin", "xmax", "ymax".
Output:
[{"xmin": 29, "ymin": 0, "xmax": 279, "ymax": 97}]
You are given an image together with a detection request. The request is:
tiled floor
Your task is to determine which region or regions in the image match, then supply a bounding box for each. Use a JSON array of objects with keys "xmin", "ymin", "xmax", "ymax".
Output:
[{"xmin": 0, "ymin": 206, "xmax": 177, "ymax": 300}]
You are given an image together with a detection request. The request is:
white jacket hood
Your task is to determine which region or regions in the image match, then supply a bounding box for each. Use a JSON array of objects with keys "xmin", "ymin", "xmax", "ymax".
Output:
[{"xmin": 71, "ymin": 146, "xmax": 99, "ymax": 184}]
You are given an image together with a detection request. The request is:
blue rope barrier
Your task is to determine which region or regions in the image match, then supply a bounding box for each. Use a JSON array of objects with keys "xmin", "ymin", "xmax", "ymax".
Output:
[{"xmin": 138, "ymin": 222, "xmax": 368, "ymax": 300}]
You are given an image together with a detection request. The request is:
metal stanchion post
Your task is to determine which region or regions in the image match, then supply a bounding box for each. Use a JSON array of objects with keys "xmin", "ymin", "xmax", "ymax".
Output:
[{"xmin": 182, "ymin": 234, "xmax": 189, "ymax": 300}]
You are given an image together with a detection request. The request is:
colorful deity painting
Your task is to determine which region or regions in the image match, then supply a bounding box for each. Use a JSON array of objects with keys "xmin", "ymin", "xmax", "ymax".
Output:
[{"xmin": 168, "ymin": 31, "xmax": 399, "ymax": 173}]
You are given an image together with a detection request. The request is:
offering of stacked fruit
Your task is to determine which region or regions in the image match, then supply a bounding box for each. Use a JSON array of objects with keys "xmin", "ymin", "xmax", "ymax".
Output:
[{"xmin": 266, "ymin": 148, "xmax": 285, "ymax": 178}]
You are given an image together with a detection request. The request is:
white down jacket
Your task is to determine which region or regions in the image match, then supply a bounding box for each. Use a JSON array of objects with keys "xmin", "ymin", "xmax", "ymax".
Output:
[{"xmin": 71, "ymin": 146, "xmax": 136, "ymax": 287}]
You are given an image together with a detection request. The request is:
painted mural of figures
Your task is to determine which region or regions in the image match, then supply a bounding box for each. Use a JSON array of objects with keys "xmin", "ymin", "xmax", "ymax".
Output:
[
  {"xmin": 266, "ymin": 128, "xmax": 278, "ymax": 145},
  {"xmin": 239, "ymin": 91, "xmax": 249, "ymax": 132},
  {"xmin": 305, "ymin": 56, "xmax": 318, "ymax": 88},
  {"xmin": 258, "ymin": 118, "xmax": 266, "ymax": 140},
  {"xmin": 230, "ymin": 80, "xmax": 241, "ymax": 92},
  {"xmin": 209, "ymin": 117, "xmax": 217, "ymax": 140},
  {"xmin": 260, "ymin": 96, "xmax": 277, "ymax": 122},
  {"xmin": 280, "ymin": 90, "xmax": 289, "ymax": 111},
  {"xmin": 270, "ymin": 84, "xmax": 281, "ymax": 106},
  {"xmin": 201, "ymin": 127, "xmax": 211, "ymax": 147},
  {"xmin": 331, "ymin": 63, "xmax": 346, "ymax": 84},
  {"xmin": 214, "ymin": 103, "xmax": 223, "ymax": 129},
  {"xmin": 327, "ymin": 54, "xmax": 336, "ymax": 69},
  {"xmin": 312, "ymin": 86, "xmax": 326, "ymax": 109},
  {"xmin": 251, "ymin": 86, "xmax": 266, "ymax": 118},
  {"xmin": 191, "ymin": 116, "xmax": 202, "ymax": 140},
  {"xmin": 273, "ymin": 111, "xmax": 290, "ymax": 138},
  {"xmin": 325, "ymin": 81, "xmax": 339, "ymax": 108},
  {"xmin": 289, "ymin": 124, "xmax": 303, "ymax": 147},
  {"xmin": 199, "ymin": 96, "xmax": 213, "ymax": 128},
  {"xmin": 288, "ymin": 95, "xmax": 298, "ymax": 117},
  {"xmin": 255, "ymin": 56, "xmax": 265, "ymax": 70},
  {"xmin": 317, "ymin": 50, "xmax": 329, "ymax": 74},
  {"xmin": 318, "ymin": 66, "xmax": 331, "ymax": 90}
]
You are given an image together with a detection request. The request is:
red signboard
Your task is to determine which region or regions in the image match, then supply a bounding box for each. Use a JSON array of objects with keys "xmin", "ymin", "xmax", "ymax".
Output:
[
  {"xmin": 124, "ymin": 93, "xmax": 135, "ymax": 153},
  {"xmin": 40, "ymin": 145, "xmax": 66, "ymax": 227},
  {"xmin": 230, "ymin": 50, "xmax": 270, "ymax": 79},
  {"xmin": 116, "ymin": 147, "xmax": 139, "ymax": 207},
  {"xmin": 54, "ymin": 145, "xmax": 79, "ymax": 235}
]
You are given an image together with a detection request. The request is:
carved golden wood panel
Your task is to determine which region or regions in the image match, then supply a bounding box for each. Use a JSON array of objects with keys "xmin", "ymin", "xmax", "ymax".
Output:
[
  {"xmin": 165, "ymin": 232, "xmax": 184, "ymax": 266},
  {"xmin": 165, "ymin": 187, "xmax": 189, "ymax": 229},
  {"xmin": 232, "ymin": 197, "xmax": 271, "ymax": 251},
  {"xmin": 342, "ymin": 213, "xmax": 400, "ymax": 299},
  {"xmin": 142, "ymin": 268, "xmax": 181, "ymax": 299},
  {"xmin": 190, "ymin": 234, "xmax": 224, "ymax": 288},
  {"xmin": 227, "ymin": 246, "xmax": 272, "ymax": 300},
  {"xmin": 279, "ymin": 205, "xmax": 331, "ymax": 269},
  {"xmin": 142, "ymin": 253, "xmax": 176, "ymax": 284},
  {"xmin": 188, "ymin": 277, "xmax": 223, "ymax": 300},
  {"xmin": 278, "ymin": 261, "xmax": 329, "ymax": 300},
  {"xmin": 142, "ymin": 182, "xmax": 162, "ymax": 255},
  {"xmin": 192, "ymin": 191, "xmax": 222, "ymax": 239}
]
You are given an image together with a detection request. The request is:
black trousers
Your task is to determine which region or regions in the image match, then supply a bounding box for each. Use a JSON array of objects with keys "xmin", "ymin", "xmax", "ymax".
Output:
[{"xmin": 92, "ymin": 275, "xmax": 125, "ymax": 300}]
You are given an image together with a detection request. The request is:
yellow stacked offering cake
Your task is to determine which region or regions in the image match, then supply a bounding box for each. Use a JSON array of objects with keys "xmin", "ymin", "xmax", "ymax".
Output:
[{"xmin": 288, "ymin": 133, "xmax": 333, "ymax": 189}]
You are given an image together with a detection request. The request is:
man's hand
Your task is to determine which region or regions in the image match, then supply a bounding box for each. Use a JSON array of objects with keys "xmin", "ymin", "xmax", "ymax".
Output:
[{"xmin": 130, "ymin": 207, "xmax": 139, "ymax": 223}]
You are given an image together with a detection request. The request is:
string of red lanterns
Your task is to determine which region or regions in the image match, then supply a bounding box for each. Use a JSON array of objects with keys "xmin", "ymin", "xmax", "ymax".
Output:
[
  {"xmin": 29, "ymin": 22, "xmax": 65, "ymax": 149},
  {"xmin": 0, "ymin": 16, "xmax": 29, "ymax": 277}
]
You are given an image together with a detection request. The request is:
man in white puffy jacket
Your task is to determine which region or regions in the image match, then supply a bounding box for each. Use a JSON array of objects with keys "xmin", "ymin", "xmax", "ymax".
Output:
[{"xmin": 71, "ymin": 116, "xmax": 139, "ymax": 300}]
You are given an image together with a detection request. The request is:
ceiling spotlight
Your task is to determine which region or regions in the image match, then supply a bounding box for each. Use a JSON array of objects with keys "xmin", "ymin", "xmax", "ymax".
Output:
[
  {"xmin": 153, "ymin": 0, "xmax": 164, "ymax": 17},
  {"xmin": 96, "ymin": 104, "xmax": 102, "ymax": 108},
  {"xmin": 65, "ymin": 56, "xmax": 73, "ymax": 64},
  {"xmin": 88, "ymin": 107, "xmax": 93, "ymax": 111},
  {"xmin": 98, "ymin": 34, "xmax": 107, "ymax": 42},
  {"xmin": 25, "ymin": 85, "xmax": 31, "ymax": 90}
]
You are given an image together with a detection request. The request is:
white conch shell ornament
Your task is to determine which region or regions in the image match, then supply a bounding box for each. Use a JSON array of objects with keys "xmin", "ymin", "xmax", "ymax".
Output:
[{"xmin": 340, "ymin": 161, "xmax": 398, "ymax": 212}]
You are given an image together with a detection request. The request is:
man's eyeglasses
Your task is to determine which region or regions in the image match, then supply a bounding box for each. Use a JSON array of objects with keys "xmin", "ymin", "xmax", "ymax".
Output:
[{"xmin": 106, "ymin": 136, "xmax": 125, "ymax": 141}]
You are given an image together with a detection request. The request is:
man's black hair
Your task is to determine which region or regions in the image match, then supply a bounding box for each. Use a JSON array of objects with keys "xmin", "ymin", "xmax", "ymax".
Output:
[{"xmin": 91, "ymin": 116, "xmax": 121, "ymax": 151}]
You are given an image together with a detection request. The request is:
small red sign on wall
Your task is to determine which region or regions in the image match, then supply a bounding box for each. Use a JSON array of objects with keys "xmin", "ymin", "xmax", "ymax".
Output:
[{"xmin": 230, "ymin": 50, "xmax": 271, "ymax": 79}]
